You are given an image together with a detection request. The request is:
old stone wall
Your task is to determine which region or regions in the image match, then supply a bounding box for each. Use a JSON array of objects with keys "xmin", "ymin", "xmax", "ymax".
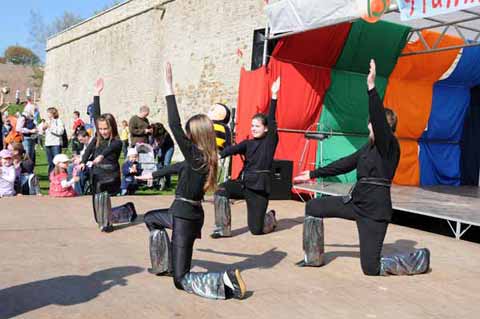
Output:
[{"xmin": 42, "ymin": 0, "xmax": 266, "ymax": 152}]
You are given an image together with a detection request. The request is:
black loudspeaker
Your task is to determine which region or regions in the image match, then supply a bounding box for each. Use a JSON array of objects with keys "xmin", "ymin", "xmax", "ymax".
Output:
[{"xmin": 270, "ymin": 160, "xmax": 293, "ymax": 200}]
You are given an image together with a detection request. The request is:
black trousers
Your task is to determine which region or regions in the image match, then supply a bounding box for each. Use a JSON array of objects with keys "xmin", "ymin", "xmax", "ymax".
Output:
[
  {"xmin": 306, "ymin": 196, "xmax": 388, "ymax": 276},
  {"xmin": 144, "ymin": 209, "xmax": 203, "ymax": 290},
  {"xmin": 216, "ymin": 180, "xmax": 269, "ymax": 235},
  {"xmin": 92, "ymin": 173, "xmax": 121, "ymax": 195}
]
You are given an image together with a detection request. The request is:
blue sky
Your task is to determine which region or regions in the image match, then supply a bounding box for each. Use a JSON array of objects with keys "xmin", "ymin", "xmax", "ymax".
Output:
[{"xmin": 0, "ymin": 0, "xmax": 119, "ymax": 60}]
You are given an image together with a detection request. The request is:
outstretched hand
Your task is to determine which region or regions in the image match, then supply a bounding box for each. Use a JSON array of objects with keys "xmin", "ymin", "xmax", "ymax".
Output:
[
  {"xmin": 293, "ymin": 170, "xmax": 311, "ymax": 183},
  {"xmin": 367, "ymin": 59, "xmax": 376, "ymax": 91},
  {"xmin": 271, "ymin": 77, "xmax": 281, "ymax": 99},
  {"xmin": 95, "ymin": 78, "xmax": 104, "ymax": 96},
  {"xmin": 164, "ymin": 62, "xmax": 174, "ymax": 95}
]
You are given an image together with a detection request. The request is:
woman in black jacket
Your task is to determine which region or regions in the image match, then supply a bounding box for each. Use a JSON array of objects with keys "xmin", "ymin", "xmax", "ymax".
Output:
[
  {"xmin": 294, "ymin": 60, "xmax": 430, "ymax": 276},
  {"xmin": 137, "ymin": 63, "xmax": 246, "ymax": 300},
  {"xmin": 210, "ymin": 78, "xmax": 280, "ymax": 238},
  {"xmin": 80, "ymin": 82, "xmax": 136, "ymax": 232}
]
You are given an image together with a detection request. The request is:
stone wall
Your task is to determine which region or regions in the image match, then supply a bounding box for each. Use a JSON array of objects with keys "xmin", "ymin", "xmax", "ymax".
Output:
[{"xmin": 42, "ymin": 0, "xmax": 266, "ymax": 149}]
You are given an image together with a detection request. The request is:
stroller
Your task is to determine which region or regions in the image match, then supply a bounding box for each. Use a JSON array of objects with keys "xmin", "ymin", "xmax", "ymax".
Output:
[{"xmin": 135, "ymin": 143, "xmax": 161, "ymax": 188}]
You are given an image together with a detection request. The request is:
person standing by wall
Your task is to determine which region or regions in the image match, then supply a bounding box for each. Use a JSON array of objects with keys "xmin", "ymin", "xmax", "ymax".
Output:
[
  {"xmin": 40, "ymin": 107, "xmax": 65, "ymax": 174},
  {"xmin": 16, "ymin": 102, "xmax": 38, "ymax": 165},
  {"xmin": 129, "ymin": 106, "xmax": 152, "ymax": 146}
]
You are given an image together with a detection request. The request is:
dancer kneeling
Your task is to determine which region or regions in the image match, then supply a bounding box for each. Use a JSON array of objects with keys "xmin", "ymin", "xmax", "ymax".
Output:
[
  {"xmin": 79, "ymin": 80, "xmax": 137, "ymax": 232},
  {"xmin": 210, "ymin": 78, "xmax": 281, "ymax": 238},
  {"xmin": 293, "ymin": 60, "xmax": 430, "ymax": 276},
  {"xmin": 138, "ymin": 62, "xmax": 246, "ymax": 300}
]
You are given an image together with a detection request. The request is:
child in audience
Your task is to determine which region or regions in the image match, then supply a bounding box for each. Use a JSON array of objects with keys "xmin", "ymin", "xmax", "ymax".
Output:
[
  {"xmin": 121, "ymin": 148, "xmax": 142, "ymax": 195},
  {"xmin": 49, "ymin": 154, "xmax": 78, "ymax": 197},
  {"xmin": 0, "ymin": 149, "xmax": 16, "ymax": 197}
]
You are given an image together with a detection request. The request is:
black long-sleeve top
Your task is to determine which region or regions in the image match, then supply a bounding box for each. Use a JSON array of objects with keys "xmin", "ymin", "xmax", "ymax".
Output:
[
  {"xmin": 310, "ymin": 88, "xmax": 400, "ymax": 222},
  {"xmin": 81, "ymin": 96, "xmax": 122, "ymax": 179},
  {"xmin": 220, "ymin": 99, "xmax": 279, "ymax": 193},
  {"xmin": 151, "ymin": 95, "xmax": 209, "ymax": 220}
]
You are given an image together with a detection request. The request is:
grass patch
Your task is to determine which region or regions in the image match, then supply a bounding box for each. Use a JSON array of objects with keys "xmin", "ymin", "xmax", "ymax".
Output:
[{"xmin": 34, "ymin": 145, "xmax": 177, "ymax": 196}]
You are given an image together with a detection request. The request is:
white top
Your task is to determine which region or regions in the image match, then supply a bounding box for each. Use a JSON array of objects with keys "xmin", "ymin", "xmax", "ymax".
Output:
[
  {"xmin": 0, "ymin": 166, "xmax": 16, "ymax": 197},
  {"xmin": 42, "ymin": 119, "xmax": 65, "ymax": 146}
]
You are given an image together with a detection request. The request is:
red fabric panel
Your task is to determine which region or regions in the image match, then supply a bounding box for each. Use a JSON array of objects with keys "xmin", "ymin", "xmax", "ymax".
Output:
[
  {"xmin": 232, "ymin": 67, "xmax": 270, "ymax": 178},
  {"xmin": 272, "ymin": 23, "xmax": 352, "ymax": 67},
  {"xmin": 268, "ymin": 57, "xmax": 331, "ymax": 177}
]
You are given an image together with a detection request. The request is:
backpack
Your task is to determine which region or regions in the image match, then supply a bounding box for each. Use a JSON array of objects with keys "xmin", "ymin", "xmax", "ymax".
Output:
[{"xmin": 61, "ymin": 130, "xmax": 69, "ymax": 149}]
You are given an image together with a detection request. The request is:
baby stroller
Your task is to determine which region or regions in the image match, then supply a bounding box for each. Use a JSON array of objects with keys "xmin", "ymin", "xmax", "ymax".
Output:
[{"xmin": 135, "ymin": 143, "xmax": 159, "ymax": 188}]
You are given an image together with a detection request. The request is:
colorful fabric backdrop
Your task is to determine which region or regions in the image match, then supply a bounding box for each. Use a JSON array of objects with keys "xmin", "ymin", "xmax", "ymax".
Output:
[{"xmin": 234, "ymin": 20, "xmax": 480, "ymax": 187}]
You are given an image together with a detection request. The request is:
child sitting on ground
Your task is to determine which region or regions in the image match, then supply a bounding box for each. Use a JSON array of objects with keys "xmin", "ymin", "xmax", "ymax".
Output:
[
  {"xmin": 0, "ymin": 149, "xmax": 16, "ymax": 197},
  {"xmin": 121, "ymin": 148, "xmax": 143, "ymax": 195},
  {"xmin": 49, "ymin": 154, "xmax": 78, "ymax": 197}
]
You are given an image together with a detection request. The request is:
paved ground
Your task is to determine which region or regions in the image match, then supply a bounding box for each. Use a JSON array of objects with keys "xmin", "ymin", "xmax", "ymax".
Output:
[{"xmin": 1, "ymin": 195, "xmax": 479, "ymax": 319}]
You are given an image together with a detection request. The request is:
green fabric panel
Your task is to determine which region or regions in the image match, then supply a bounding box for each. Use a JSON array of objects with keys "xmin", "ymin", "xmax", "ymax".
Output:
[
  {"xmin": 318, "ymin": 135, "xmax": 368, "ymax": 183},
  {"xmin": 315, "ymin": 20, "xmax": 410, "ymax": 183},
  {"xmin": 335, "ymin": 20, "xmax": 411, "ymax": 77},
  {"xmin": 320, "ymin": 71, "xmax": 387, "ymax": 133}
]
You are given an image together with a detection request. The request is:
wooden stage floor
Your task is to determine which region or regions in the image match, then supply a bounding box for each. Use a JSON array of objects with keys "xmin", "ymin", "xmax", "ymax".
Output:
[{"xmin": 294, "ymin": 182, "xmax": 480, "ymax": 239}]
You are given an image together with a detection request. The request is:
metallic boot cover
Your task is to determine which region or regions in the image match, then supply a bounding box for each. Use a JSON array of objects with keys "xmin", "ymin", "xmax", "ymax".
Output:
[
  {"xmin": 380, "ymin": 248, "xmax": 430, "ymax": 276},
  {"xmin": 111, "ymin": 203, "xmax": 136, "ymax": 224},
  {"xmin": 213, "ymin": 195, "xmax": 231, "ymax": 236},
  {"xmin": 303, "ymin": 216, "xmax": 325, "ymax": 266},
  {"xmin": 93, "ymin": 192, "xmax": 111, "ymax": 227},
  {"xmin": 149, "ymin": 229, "xmax": 171, "ymax": 274},
  {"xmin": 262, "ymin": 210, "xmax": 277, "ymax": 234},
  {"xmin": 180, "ymin": 271, "xmax": 226, "ymax": 300}
]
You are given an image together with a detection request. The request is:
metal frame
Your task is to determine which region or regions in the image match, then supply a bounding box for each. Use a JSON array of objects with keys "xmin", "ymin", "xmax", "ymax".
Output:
[{"xmin": 263, "ymin": 5, "xmax": 480, "ymax": 61}]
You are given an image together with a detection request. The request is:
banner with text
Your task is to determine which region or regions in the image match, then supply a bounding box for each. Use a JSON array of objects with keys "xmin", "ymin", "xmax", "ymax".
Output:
[{"xmin": 397, "ymin": 0, "xmax": 480, "ymax": 21}]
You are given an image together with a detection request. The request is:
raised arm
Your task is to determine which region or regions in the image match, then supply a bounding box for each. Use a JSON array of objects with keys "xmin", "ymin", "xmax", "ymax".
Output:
[
  {"xmin": 267, "ymin": 78, "xmax": 280, "ymax": 145},
  {"xmin": 92, "ymin": 79, "xmax": 103, "ymax": 122},
  {"xmin": 367, "ymin": 59, "xmax": 395, "ymax": 157},
  {"xmin": 164, "ymin": 62, "xmax": 195, "ymax": 163}
]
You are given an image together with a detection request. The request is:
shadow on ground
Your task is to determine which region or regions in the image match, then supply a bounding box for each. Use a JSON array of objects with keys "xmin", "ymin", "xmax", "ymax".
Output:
[{"xmin": 0, "ymin": 266, "xmax": 143, "ymax": 319}]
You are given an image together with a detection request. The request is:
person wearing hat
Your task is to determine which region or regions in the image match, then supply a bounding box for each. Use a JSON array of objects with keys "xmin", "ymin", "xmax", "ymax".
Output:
[
  {"xmin": 121, "ymin": 147, "xmax": 143, "ymax": 195},
  {"xmin": 49, "ymin": 154, "xmax": 78, "ymax": 197},
  {"xmin": 0, "ymin": 149, "xmax": 16, "ymax": 197}
]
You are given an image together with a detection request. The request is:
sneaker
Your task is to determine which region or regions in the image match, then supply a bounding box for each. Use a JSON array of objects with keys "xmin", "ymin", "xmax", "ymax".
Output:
[
  {"xmin": 210, "ymin": 230, "xmax": 230, "ymax": 239},
  {"xmin": 100, "ymin": 224, "xmax": 114, "ymax": 233},
  {"xmin": 226, "ymin": 269, "xmax": 246, "ymax": 299}
]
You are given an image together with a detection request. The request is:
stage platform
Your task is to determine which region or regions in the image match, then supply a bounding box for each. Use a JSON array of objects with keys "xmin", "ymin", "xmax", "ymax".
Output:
[{"xmin": 294, "ymin": 182, "xmax": 480, "ymax": 240}]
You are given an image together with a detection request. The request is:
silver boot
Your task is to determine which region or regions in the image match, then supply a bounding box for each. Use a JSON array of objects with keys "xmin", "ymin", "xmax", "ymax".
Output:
[
  {"xmin": 180, "ymin": 272, "xmax": 226, "ymax": 300},
  {"xmin": 297, "ymin": 216, "xmax": 324, "ymax": 267},
  {"xmin": 380, "ymin": 248, "xmax": 430, "ymax": 276},
  {"xmin": 211, "ymin": 195, "xmax": 232, "ymax": 238},
  {"xmin": 263, "ymin": 210, "xmax": 278, "ymax": 234},
  {"xmin": 93, "ymin": 192, "xmax": 113, "ymax": 232},
  {"xmin": 148, "ymin": 229, "xmax": 172, "ymax": 275},
  {"xmin": 111, "ymin": 202, "xmax": 138, "ymax": 224}
]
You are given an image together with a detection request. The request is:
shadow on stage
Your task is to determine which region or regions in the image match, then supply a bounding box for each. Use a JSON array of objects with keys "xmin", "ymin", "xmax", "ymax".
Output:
[
  {"xmin": 0, "ymin": 266, "xmax": 143, "ymax": 319},
  {"xmin": 323, "ymin": 239, "xmax": 419, "ymax": 265},
  {"xmin": 231, "ymin": 216, "xmax": 304, "ymax": 237}
]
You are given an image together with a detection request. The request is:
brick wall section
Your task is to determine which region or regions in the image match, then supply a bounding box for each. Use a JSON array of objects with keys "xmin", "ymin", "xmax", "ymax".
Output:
[{"xmin": 42, "ymin": 0, "xmax": 266, "ymax": 160}]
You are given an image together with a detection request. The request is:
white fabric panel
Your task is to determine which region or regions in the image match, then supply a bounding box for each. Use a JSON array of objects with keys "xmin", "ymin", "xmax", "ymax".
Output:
[{"xmin": 265, "ymin": 0, "xmax": 360, "ymax": 34}]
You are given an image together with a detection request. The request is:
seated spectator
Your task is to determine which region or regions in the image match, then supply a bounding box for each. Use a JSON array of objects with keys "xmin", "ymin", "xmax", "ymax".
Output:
[
  {"xmin": 0, "ymin": 149, "xmax": 16, "ymax": 197},
  {"xmin": 70, "ymin": 129, "xmax": 93, "ymax": 195},
  {"xmin": 9, "ymin": 142, "xmax": 40, "ymax": 195},
  {"xmin": 49, "ymin": 154, "xmax": 77, "ymax": 197},
  {"xmin": 150, "ymin": 122, "xmax": 174, "ymax": 190},
  {"xmin": 121, "ymin": 148, "xmax": 143, "ymax": 195},
  {"xmin": 71, "ymin": 111, "xmax": 86, "ymax": 155}
]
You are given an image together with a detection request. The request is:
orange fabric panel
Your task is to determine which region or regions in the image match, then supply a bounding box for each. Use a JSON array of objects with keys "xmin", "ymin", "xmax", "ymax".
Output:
[
  {"xmin": 394, "ymin": 141, "xmax": 419, "ymax": 185},
  {"xmin": 385, "ymin": 31, "xmax": 463, "ymax": 185}
]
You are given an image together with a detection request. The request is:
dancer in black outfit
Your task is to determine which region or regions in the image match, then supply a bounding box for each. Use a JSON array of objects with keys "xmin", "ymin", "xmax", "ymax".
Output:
[
  {"xmin": 294, "ymin": 60, "xmax": 430, "ymax": 276},
  {"xmin": 137, "ymin": 63, "xmax": 246, "ymax": 300},
  {"xmin": 80, "ymin": 80, "xmax": 136, "ymax": 232},
  {"xmin": 210, "ymin": 78, "xmax": 281, "ymax": 238}
]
